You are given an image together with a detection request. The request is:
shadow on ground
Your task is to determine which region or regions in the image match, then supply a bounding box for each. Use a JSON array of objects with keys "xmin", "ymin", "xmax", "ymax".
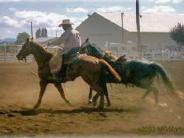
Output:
[{"xmin": 8, "ymin": 106, "xmax": 141, "ymax": 116}]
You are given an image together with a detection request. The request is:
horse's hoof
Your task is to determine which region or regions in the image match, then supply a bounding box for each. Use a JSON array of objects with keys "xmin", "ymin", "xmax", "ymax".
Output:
[
  {"xmin": 107, "ymin": 103, "xmax": 111, "ymax": 107},
  {"xmin": 97, "ymin": 105, "xmax": 104, "ymax": 110},
  {"xmin": 92, "ymin": 99, "xmax": 97, "ymax": 106},
  {"xmin": 65, "ymin": 100, "xmax": 72, "ymax": 106},
  {"xmin": 154, "ymin": 102, "xmax": 159, "ymax": 107},
  {"xmin": 93, "ymin": 102, "xmax": 97, "ymax": 107},
  {"xmin": 88, "ymin": 99, "xmax": 93, "ymax": 105},
  {"xmin": 33, "ymin": 105, "xmax": 39, "ymax": 110}
]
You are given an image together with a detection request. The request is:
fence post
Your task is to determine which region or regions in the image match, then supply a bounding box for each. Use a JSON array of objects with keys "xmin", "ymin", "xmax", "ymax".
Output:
[{"xmin": 4, "ymin": 44, "xmax": 6, "ymax": 62}]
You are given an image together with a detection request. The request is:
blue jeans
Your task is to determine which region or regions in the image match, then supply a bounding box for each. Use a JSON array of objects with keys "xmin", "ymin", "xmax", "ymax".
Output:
[{"xmin": 63, "ymin": 47, "xmax": 80, "ymax": 60}]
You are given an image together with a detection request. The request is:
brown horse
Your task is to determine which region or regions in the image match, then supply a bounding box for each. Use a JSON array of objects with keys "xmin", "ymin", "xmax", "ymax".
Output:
[
  {"xmin": 79, "ymin": 39, "xmax": 127, "ymax": 103},
  {"xmin": 16, "ymin": 39, "xmax": 70, "ymax": 109},
  {"xmin": 65, "ymin": 55, "xmax": 121, "ymax": 109}
]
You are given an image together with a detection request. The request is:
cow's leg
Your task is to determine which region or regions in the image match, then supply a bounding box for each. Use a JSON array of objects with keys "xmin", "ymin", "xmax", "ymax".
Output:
[
  {"xmin": 33, "ymin": 81, "xmax": 47, "ymax": 109},
  {"xmin": 54, "ymin": 83, "xmax": 71, "ymax": 105}
]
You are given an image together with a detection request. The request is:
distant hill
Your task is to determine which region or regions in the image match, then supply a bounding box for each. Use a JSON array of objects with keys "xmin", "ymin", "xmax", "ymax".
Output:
[{"xmin": 0, "ymin": 38, "xmax": 16, "ymax": 45}]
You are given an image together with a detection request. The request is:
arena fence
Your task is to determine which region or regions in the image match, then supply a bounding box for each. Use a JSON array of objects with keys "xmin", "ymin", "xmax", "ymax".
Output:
[
  {"xmin": 0, "ymin": 44, "xmax": 59, "ymax": 63},
  {"xmin": 106, "ymin": 42, "xmax": 184, "ymax": 61},
  {"xmin": 0, "ymin": 45, "xmax": 33, "ymax": 62},
  {"xmin": 1, "ymin": 43, "xmax": 184, "ymax": 62}
]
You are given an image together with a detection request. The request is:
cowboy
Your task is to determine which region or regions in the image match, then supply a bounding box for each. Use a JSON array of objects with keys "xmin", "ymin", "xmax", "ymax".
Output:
[{"xmin": 49, "ymin": 19, "xmax": 81, "ymax": 82}]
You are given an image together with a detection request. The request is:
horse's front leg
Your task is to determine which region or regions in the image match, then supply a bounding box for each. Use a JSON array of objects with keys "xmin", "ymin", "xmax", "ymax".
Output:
[
  {"xmin": 92, "ymin": 84, "xmax": 106, "ymax": 110},
  {"xmin": 98, "ymin": 92, "xmax": 105, "ymax": 110},
  {"xmin": 33, "ymin": 81, "xmax": 48, "ymax": 109},
  {"xmin": 92, "ymin": 93, "xmax": 99, "ymax": 106},
  {"xmin": 92, "ymin": 84, "xmax": 111, "ymax": 107},
  {"xmin": 152, "ymin": 87, "xmax": 159, "ymax": 105},
  {"xmin": 141, "ymin": 89, "xmax": 151, "ymax": 99},
  {"xmin": 54, "ymin": 83, "xmax": 71, "ymax": 105},
  {"xmin": 103, "ymin": 84, "xmax": 111, "ymax": 107}
]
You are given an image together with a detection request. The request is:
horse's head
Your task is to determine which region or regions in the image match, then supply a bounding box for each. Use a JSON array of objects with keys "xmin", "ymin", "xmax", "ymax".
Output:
[
  {"xmin": 16, "ymin": 38, "xmax": 34, "ymax": 60},
  {"xmin": 80, "ymin": 38, "xmax": 97, "ymax": 54},
  {"xmin": 80, "ymin": 39, "xmax": 103, "ymax": 58}
]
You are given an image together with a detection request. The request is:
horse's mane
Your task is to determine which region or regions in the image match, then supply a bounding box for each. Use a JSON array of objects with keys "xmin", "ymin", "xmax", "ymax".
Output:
[
  {"xmin": 31, "ymin": 41, "xmax": 53, "ymax": 58},
  {"xmin": 85, "ymin": 43, "xmax": 105, "ymax": 57}
]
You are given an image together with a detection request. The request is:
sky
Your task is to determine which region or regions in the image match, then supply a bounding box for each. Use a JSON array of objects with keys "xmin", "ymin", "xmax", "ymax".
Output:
[{"xmin": 0, "ymin": 0, "xmax": 184, "ymax": 39}]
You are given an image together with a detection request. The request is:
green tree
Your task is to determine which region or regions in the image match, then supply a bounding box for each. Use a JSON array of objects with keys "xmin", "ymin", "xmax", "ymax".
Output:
[
  {"xmin": 45, "ymin": 28, "xmax": 48, "ymax": 38},
  {"xmin": 170, "ymin": 23, "xmax": 184, "ymax": 46},
  {"xmin": 35, "ymin": 29, "xmax": 38, "ymax": 39},
  {"xmin": 36, "ymin": 28, "xmax": 41, "ymax": 39},
  {"xmin": 16, "ymin": 32, "xmax": 30, "ymax": 44},
  {"xmin": 41, "ymin": 28, "xmax": 45, "ymax": 38}
]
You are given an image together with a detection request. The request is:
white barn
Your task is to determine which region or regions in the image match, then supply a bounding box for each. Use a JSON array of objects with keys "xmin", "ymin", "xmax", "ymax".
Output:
[{"xmin": 76, "ymin": 12, "xmax": 184, "ymax": 59}]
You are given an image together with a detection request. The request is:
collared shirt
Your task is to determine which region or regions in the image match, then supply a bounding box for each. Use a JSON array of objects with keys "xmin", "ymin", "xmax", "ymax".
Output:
[{"xmin": 51, "ymin": 27, "xmax": 81, "ymax": 53}]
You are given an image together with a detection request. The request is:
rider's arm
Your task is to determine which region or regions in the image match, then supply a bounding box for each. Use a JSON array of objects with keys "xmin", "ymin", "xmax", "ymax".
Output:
[{"xmin": 49, "ymin": 31, "xmax": 70, "ymax": 45}]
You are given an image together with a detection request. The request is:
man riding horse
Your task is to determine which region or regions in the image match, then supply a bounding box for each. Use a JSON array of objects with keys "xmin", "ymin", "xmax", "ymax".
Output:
[{"xmin": 49, "ymin": 19, "xmax": 81, "ymax": 82}]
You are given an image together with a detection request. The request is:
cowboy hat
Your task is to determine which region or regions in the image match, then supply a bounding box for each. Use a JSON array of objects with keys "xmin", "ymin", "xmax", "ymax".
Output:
[{"xmin": 58, "ymin": 19, "xmax": 73, "ymax": 27}]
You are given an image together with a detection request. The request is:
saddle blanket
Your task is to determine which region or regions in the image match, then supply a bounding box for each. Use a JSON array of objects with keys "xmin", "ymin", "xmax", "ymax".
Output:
[
  {"xmin": 49, "ymin": 47, "xmax": 80, "ymax": 74},
  {"xmin": 49, "ymin": 50, "xmax": 63, "ymax": 74}
]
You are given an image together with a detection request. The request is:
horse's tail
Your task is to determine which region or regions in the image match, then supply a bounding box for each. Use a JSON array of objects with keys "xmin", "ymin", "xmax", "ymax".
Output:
[
  {"xmin": 99, "ymin": 59, "xmax": 121, "ymax": 82},
  {"xmin": 150, "ymin": 63, "xmax": 175, "ymax": 93}
]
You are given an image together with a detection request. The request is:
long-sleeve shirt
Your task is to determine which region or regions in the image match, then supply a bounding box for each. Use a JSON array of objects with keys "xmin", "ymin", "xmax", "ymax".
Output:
[{"xmin": 50, "ymin": 27, "xmax": 81, "ymax": 53}]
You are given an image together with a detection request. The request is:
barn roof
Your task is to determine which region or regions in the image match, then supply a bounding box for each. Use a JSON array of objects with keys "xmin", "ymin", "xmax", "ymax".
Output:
[{"xmin": 88, "ymin": 12, "xmax": 184, "ymax": 33}]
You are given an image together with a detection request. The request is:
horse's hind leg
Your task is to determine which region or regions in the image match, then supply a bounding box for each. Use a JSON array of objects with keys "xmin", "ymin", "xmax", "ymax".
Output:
[
  {"xmin": 54, "ymin": 83, "xmax": 71, "ymax": 105},
  {"xmin": 152, "ymin": 87, "xmax": 159, "ymax": 105},
  {"xmin": 141, "ymin": 89, "xmax": 151, "ymax": 100},
  {"xmin": 88, "ymin": 87, "xmax": 93, "ymax": 104},
  {"xmin": 33, "ymin": 81, "xmax": 47, "ymax": 109},
  {"xmin": 142, "ymin": 86, "xmax": 159, "ymax": 105}
]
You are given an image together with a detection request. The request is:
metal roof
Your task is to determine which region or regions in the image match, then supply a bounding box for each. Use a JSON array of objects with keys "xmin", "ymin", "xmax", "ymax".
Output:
[{"xmin": 95, "ymin": 12, "xmax": 184, "ymax": 33}]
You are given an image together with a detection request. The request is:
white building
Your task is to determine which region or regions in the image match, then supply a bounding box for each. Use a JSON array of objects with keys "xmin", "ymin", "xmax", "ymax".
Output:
[{"xmin": 76, "ymin": 12, "xmax": 184, "ymax": 59}]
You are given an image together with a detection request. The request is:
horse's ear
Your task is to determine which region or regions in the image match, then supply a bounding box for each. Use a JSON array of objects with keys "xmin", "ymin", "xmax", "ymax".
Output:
[
  {"xmin": 85, "ymin": 38, "xmax": 89, "ymax": 43},
  {"xmin": 81, "ymin": 38, "xmax": 89, "ymax": 47},
  {"xmin": 122, "ymin": 54, "xmax": 126, "ymax": 58},
  {"xmin": 26, "ymin": 38, "xmax": 29, "ymax": 42}
]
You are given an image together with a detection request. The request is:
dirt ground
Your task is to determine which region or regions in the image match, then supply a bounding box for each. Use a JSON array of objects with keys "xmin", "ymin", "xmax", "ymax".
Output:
[{"xmin": 0, "ymin": 61, "xmax": 184, "ymax": 136}]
